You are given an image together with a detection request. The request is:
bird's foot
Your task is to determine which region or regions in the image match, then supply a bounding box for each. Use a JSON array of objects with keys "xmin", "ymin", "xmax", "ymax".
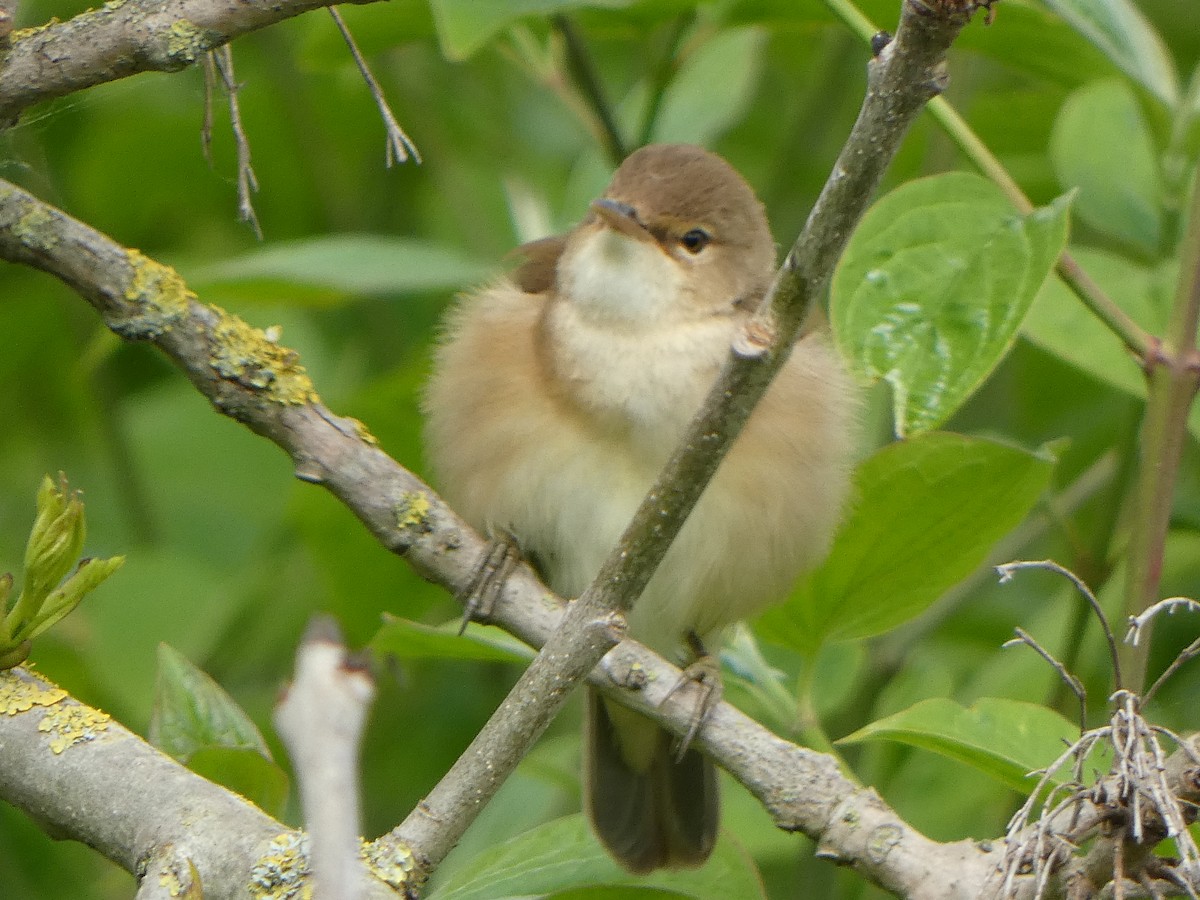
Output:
[
  {"xmin": 660, "ymin": 632, "xmax": 723, "ymax": 761},
  {"xmin": 456, "ymin": 528, "xmax": 522, "ymax": 635}
]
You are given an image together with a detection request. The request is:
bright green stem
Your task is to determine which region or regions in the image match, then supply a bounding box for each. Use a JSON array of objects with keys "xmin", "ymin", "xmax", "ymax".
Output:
[
  {"xmin": 1120, "ymin": 172, "xmax": 1200, "ymax": 691},
  {"xmin": 820, "ymin": 0, "xmax": 1156, "ymax": 362}
]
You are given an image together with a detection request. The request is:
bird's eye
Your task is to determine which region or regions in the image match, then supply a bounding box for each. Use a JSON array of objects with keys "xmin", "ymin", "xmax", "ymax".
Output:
[{"xmin": 679, "ymin": 228, "xmax": 711, "ymax": 254}]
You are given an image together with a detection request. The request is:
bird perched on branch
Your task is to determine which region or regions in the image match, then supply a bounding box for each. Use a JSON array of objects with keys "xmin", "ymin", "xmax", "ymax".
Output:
[{"xmin": 424, "ymin": 143, "xmax": 858, "ymax": 873}]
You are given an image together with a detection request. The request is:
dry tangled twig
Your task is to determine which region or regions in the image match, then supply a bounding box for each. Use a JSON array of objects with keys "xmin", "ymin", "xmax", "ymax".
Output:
[{"xmin": 995, "ymin": 561, "xmax": 1200, "ymax": 899}]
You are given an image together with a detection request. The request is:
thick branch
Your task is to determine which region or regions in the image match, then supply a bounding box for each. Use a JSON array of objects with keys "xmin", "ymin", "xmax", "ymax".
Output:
[
  {"xmin": 0, "ymin": 668, "xmax": 404, "ymax": 900},
  {"xmin": 0, "ymin": 0, "xmax": 382, "ymax": 127}
]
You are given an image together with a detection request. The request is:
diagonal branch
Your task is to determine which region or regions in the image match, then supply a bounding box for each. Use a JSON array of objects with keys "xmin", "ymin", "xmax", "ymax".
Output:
[{"xmin": 0, "ymin": 0, "xmax": 384, "ymax": 127}]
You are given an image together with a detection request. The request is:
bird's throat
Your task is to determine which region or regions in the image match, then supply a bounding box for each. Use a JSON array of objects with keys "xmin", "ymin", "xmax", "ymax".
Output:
[{"xmin": 557, "ymin": 227, "xmax": 685, "ymax": 326}]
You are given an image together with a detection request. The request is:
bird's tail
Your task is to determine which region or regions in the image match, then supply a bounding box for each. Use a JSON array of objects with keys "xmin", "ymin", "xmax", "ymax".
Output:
[{"xmin": 584, "ymin": 688, "xmax": 718, "ymax": 873}]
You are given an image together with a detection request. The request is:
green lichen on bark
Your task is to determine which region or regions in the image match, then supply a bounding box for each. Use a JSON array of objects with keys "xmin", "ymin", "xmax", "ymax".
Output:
[
  {"xmin": 208, "ymin": 308, "xmax": 319, "ymax": 406},
  {"xmin": 112, "ymin": 249, "xmax": 191, "ymax": 339},
  {"xmin": 163, "ymin": 19, "xmax": 207, "ymax": 65},
  {"xmin": 11, "ymin": 204, "xmax": 61, "ymax": 253}
]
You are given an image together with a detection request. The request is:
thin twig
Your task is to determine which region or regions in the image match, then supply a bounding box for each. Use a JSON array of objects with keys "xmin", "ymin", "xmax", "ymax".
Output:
[
  {"xmin": 0, "ymin": 0, "xmax": 387, "ymax": 126},
  {"xmin": 1004, "ymin": 626, "xmax": 1087, "ymax": 735},
  {"xmin": 327, "ymin": 7, "xmax": 420, "ymax": 166},
  {"xmin": 210, "ymin": 45, "xmax": 262, "ymax": 239},
  {"xmin": 997, "ymin": 560, "xmax": 1123, "ymax": 691},
  {"xmin": 552, "ymin": 14, "xmax": 627, "ymax": 166},
  {"xmin": 201, "ymin": 53, "xmax": 216, "ymax": 166}
]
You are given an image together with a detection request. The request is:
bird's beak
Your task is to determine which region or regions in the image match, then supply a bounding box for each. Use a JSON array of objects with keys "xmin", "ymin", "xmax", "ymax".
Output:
[{"xmin": 590, "ymin": 198, "xmax": 655, "ymax": 244}]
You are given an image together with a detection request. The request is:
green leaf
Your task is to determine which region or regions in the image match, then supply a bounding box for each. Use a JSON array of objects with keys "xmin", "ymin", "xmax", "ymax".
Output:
[
  {"xmin": 429, "ymin": 815, "xmax": 765, "ymax": 900},
  {"xmin": 650, "ymin": 27, "xmax": 767, "ymax": 145},
  {"xmin": 149, "ymin": 646, "xmax": 288, "ymax": 815},
  {"xmin": 1050, "ymin": 81, "xmax": 1163, "ymax": 253},
  {"xmin": 20, "ymin": 556, "xmax": 124, "ymax": 642},
  {"xmin": 832, "ymin": 173, "xmax": 1072, "ymax": 436},
  {"xmin": 188, "ymin": 746, "xmax": 290, "ymax": 818},
  {"xmin": 757, "ymin": 433, "xmax": 1055, "ymax": 652},
  {"xmin": 1040, "ymin": 0, "xmax": 1179, "ymax": 107},
  {"xmin": 838, "ymin": 697, "xmax": 1100, "ymax": 792},
  {"xmin": 370, "ymin": 616, "xmax": 534, "ymax": 665},
  {"xmin": 430, "ymin": 0, "xmax": 633, "ymax": 61},
  {"xmin": 149, "ymin": 643, "xmax": 273, "ymax": 761},
  {"xmin": 189, "ymin": 235, "xmax": 495, "ymax": 302}
]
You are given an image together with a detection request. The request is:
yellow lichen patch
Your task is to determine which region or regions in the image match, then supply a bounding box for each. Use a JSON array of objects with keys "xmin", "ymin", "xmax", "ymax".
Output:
[
  {"xmin": 249, "ymin": 831, "xmax": 312, "ymax": 900},
  {"xmin": 348, "ymin": 417, "xmax": 379, "ymax": 447},
  {"xmin": 165, "ymin": 20, "xmax": 205, "ymax": 64},
  {"xmin": 38, "ymin": 702, "xmax": 111, "ymax": 754},
  {"xmin": 113, "ymin": 249, "xmax": 192, "ymax": 340},
  {"xmin": 10, "ymin": 17, "xmax": 62, "ymax": 40},
  {"xmin": 11, "ymin": 204, "xmax": 61, "ymax": 253},
  {"xmin": 209, "ymin": 307, "xmax": 319, "ymax": 406},
  {"xmin": 362, "ymin": 837, "xmax": 418, "ymax": 893},
  {"xmin": 156, "ymin": 855, "xmax": 202, "ymax": 899},
  {"xmin": 0, "ymin": 670, "xmax": 67, "ymax": 714},
  {"xmin": 396, "ymin": 492, "xmax": 431, "ymax": 532}
]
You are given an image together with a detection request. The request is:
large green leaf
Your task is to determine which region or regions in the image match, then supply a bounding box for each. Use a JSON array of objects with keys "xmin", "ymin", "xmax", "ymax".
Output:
[
  {"xmin": 832, "ymin": 173, "xmax": 1072, "ymax": 436},
  {"xmin": 430, "ymin": 0, "xmax": 634, "ymax": 61},
  {"xmin": 650, "ymin": 27, "xmax": 766, "ymax": 146},
  {"xmin": 1039, "ymin": 0, "xmax": 1179, "ymax": 107},
  {"xmin": 757, "ymin": 433, "xmax": 1055, "ymax": 653},
  {"xmin": 838, "ymin": 697, "xmax": 1103, "ymax": 792},
  {"xmin": 429, "ymin": 815, "xmax": 765, "ymax": 900},
  {"xmin": 189, "ymin": 235, "xmax": 494, "ymax": 304},
  {"xmin": 149, "ymin": 644, "xmax": 288, "ymax": 815},
  {"xmin": 149, "ymin": 644, "xmax": 273, "ymax": 760},
  {"xmin": 1050, "ymin": 81, "xmax": 1163, "ymax": 254}
]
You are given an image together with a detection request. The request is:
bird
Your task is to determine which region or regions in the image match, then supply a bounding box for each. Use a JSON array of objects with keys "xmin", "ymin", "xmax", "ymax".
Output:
[{"xmin": 423, "ymin": 143, "xmax": 858, "ymax": 873}]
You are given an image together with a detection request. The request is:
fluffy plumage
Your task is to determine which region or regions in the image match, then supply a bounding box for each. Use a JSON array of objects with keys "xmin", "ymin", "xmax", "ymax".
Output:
[{"xmin": 424, "ymin": 143, "xmax": 858, "ymax": 872}]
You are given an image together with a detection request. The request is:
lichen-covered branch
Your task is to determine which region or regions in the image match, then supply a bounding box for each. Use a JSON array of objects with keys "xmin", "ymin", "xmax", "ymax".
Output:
[
  {"xmin": 0, "ymin": 0, "xmax": 383, "ymax": 127},
  {"xmin": 0, "ymin": 667, "xmax": 406, "ymax": 900}
]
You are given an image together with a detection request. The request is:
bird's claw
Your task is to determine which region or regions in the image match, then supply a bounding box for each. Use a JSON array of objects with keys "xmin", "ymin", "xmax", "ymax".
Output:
[
  {"xmin": 457, "ymin": 528, "xmax": 522, "ymax": 635},
  {"xmin": 660, "ymin": 638, "xmax": 723, "ymax": 761}
]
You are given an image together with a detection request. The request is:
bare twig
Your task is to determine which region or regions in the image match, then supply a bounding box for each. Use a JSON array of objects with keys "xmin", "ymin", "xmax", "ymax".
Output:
[
  {"xmin": 999, "ymin": 695, "xmax": 1200, "ymax": 899},
  {"xmin": 201, "ymin": 54, "xmax": 217, "ymax": 166},
  {"xmin": 1004, "ymin": 626, "xmax": 1087, "ymax": 735},
  {"xmin": 275, "ymin": 617, "xmax": 376, "ymax": 900},
  {"xmin": 997, "ymin": 560, "xmax": 1123, "ymax": 691},
  {"xmin": 327, "ymin": 7, "xmax": 420, "ymax": 166},
  {"xmin": 0, "ymin": 0, "xmax": 384, "ymax": 127},
  {"xmin": 210, "ymin": 46, "xmax": 262, "ymax": 239}
]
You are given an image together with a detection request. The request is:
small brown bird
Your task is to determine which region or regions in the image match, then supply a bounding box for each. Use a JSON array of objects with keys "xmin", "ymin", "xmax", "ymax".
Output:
[{"xmin": 424, "ymin": 143, "xmax": 858, "ymax": 873}]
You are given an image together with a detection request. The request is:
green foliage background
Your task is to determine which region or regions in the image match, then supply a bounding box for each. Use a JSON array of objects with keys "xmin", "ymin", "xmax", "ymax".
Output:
[{"xmin": 0, "ymin": 0, "xmax": 1198, "ymax": 897}]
